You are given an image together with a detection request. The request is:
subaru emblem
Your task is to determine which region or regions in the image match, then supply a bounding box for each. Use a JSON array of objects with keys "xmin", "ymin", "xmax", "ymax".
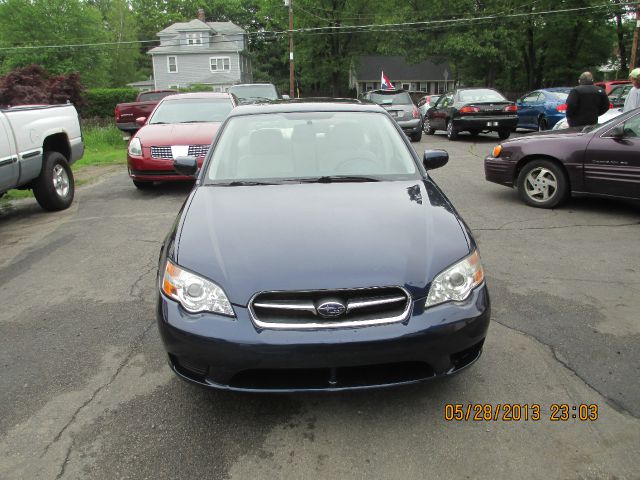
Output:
[{"xmin": 316, "ymin": 299, "xmax": 346, "ymax": 318}]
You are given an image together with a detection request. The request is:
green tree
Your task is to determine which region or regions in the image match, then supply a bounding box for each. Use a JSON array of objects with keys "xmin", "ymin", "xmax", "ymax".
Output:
[{"xmin": 0, "ymin": 0, "xmax": 112, "ymax": 87}]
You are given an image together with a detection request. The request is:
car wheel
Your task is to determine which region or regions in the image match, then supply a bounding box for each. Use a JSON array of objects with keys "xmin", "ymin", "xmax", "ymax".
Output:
[
  {"xmin": 498, "ymin": 129, "xmax": 511, "ymax": 140},
  {"xmin": 516, "ymin": 159, "xmax": 569, "ymax": 208},
  {"xmin": 446, "ymin": 119, "xmax": 458, "ymax": 140},
  {"xmin": 133, "ymin": 180, "xmax": 154, "ymax": 190},
  {"xmin": 423, "ymin": 117, "xmax": 436, "ymax": 134},
  {"xmin": 410, "ymin": 130, "xmax": 422, "ymax": 142},
  {"xmin": 32, "ymin": 151, "xmax": 75, "ymax": 211},
  {"xmin": 538, "ymin": 117, "xmax": 548, "ymax": 131}
]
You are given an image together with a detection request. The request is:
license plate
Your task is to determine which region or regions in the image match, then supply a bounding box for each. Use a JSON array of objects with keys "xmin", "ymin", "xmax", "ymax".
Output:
[{"xmin": 487, "ymin": 121, "xmax": 499, "ymax": 126}]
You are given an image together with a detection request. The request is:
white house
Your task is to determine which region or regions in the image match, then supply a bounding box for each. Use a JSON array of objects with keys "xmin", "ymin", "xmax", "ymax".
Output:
[{"xmin": 148, "ymin": 9, "xmax": 252, "ymax": 91}]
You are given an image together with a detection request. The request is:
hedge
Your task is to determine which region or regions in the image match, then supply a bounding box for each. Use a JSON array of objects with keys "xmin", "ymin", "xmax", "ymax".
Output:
[{"xmin": 82, "ymin": 88, "xmax": 138, "ymax": 118}]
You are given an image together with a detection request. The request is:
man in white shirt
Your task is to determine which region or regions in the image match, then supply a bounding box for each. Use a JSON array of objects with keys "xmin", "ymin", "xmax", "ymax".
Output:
[{"xmin": 623, "ymin": 68, "xmax": 640, "ymax": 112}]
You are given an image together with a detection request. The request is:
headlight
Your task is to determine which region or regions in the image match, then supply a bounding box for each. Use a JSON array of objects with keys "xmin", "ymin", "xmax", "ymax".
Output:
[
  {"xmin": 425, "ymin": 250, "xmax": 484, "ymax": 308},
  {"xmin": 161, "ymin": 260, "xmax": 234, "ymax": 316},
  {"xmin": 128, "ymin": 137, "xmax": 142, "ymax": 156}
]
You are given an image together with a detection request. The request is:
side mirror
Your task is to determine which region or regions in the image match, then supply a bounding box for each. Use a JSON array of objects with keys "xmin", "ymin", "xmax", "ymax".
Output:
[
  {"xmin": 608, "ymin": 124, "xmax": 625, "ymax": 139},
  {"xmin": 423, "ymin": 149, "xmax": 449, "ymax": 170},
  {"xmin": 282, "ymin": 94, "xmax": 290, "ymax": 100},
  {"xmin": 173, "ymin": 156, "xmax": 199, "ymax": 176},
  {"xmin": 135, "ymin": 116, "xmax": 147, "ymax": 127}
]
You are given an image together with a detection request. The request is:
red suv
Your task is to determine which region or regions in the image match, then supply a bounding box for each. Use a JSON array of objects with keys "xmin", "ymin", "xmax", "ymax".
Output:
[{"xmin": 127, "ymin": 92, "xmax": 236, "ymax": 189}]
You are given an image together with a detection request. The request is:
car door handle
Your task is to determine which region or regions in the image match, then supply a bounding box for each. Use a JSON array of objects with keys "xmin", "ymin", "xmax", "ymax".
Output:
[{"xmin": 0, "ymin": 155, "xmax": 18, "ymax": 167}]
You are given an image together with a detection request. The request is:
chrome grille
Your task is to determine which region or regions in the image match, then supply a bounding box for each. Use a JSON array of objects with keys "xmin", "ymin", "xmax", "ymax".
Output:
[
  {"xmin": 249, "ymin": 287, "xmax": 411, "ymax": 329},
  {"xmin": 150, "ymin": 146, "xmax": 172, "ymax": 159},
  {"xmin": 150, "ymin": 145, "xmax": 209, "ymax": 159},
  {"xmin": 188, "ymin": 145, "xmax": 209, "ymax": 157}
]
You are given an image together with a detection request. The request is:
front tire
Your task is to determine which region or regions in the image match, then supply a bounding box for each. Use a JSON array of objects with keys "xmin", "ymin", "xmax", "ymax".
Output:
[
  {"xmin": 133, "ymin": 180, "xmax": 154, "ymax": 190},
  {"xmin": 446, "ymin": 119, "xmax": 458, "ymax": 140},
  {"xmin": 410, "ymin": 130, "xmax": 422, "ymax": 142},
  {"xmin": 32, "ymin": 151, "xmax": 74, "ymax": 211},
  {"xmin": 423, "ymin": 116, "xmax": 436, "ymax": 134},
  {"xmin": 516, "ymin": 159, "xmax": 569, "ymax": 208}
]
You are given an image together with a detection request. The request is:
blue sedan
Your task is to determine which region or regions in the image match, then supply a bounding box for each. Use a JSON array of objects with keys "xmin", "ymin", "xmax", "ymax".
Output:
[{"xmin": 516, "ymin": 87, "xmax": 571, "ymax": 131}]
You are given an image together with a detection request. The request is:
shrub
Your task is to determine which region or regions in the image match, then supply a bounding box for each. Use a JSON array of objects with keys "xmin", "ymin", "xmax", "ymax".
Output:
[
  {"xmin": 0, "ymin": 64, "xmax": 84, "ymax": 107},
  {"xmin": 82, "ymin": 88, "xmax": 138, "ymax": 118}
]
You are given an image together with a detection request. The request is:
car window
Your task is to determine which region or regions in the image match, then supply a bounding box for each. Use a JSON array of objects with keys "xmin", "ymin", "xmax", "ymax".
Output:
[
  {"xmin": 549, "ymin": 91, "xmax": 570, "ymax": 101},
  {"xmin": 148, "ymin": 98, "xmax": 233, "ymax": 124},
  {"xmin": 459, "ymin": 89, "xmax": 507, "ymax": 102},
  {"xmin": 622, "ymin": 114, "xmax": 640, "ymax": 138},
  {"xmin": 206, "ymin": 112, "xmax": 419, "ymax": 182},
  {"xmin": 138, "ymin": 91, "xmax": 175, "ymax": 102},
  {"xmin": 439, "ymin": 94, "xmax": 453, "ymax": 108},
  {"xmin": 418, "ymin": 97, "xmax": 426, "ymax": 107},
  {"xmin": 369, "ymin": 91, "xmax": 413, "ymax": 105},
  {"xmin": 522, "ymin": 92, "xmax": 541, "ymax": 103},
  {"xmin": 228, "ymin": 85, "xmax": 279, "ymax": 101}
]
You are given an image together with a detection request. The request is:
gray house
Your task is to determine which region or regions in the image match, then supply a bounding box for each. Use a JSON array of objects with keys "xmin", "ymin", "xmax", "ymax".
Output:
[
  {"xmin": 350, "ymin": 56, "xmax": 454, "ymax": 97},
  {"xmin": 148, "ymin": 10, "xmax": 252, "ymax": 91}
]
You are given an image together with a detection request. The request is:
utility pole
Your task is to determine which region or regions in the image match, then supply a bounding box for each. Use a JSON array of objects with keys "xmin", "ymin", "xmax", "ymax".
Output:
[
  {"xmin": 286, "ymin": 0, "xmax": 295, "ymax": 98},
  {"xmin": 631, "ymin": 1, "xmax": 640, "ymax": 69}
]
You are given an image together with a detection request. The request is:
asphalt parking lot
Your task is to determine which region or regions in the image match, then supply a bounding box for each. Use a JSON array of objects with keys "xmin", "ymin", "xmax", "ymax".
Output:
[{"xmin": 1, "ymin": 130, "xmax": 639, "ymax": 479}]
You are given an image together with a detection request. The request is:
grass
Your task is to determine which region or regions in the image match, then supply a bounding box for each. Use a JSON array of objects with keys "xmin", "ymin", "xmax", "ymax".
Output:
[{"xmin": 1, "ymin": 121, "xmax": 127, "ymax": 202}]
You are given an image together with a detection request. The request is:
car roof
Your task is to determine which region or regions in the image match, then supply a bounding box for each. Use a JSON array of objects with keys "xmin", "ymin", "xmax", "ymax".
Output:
[
  {"xmin": 227, "ymin": 100, "xmax": 385, "ymax": 117},
  {"xmin": 229, "ymin": 83, "xmax": 276, "ymax": 88},
  {"xmin": 540, "ymin": 87, "xmax": 571, "ymax": 92},
  {"xmin": 161, "ymin": 92, "xmax": 232, "ymax": 100}
]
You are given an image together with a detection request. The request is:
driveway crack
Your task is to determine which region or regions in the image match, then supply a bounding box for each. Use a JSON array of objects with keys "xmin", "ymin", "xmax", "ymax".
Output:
[{"xmin": 491, "ymin": 318, "xmax": 637, "ymax": 419}]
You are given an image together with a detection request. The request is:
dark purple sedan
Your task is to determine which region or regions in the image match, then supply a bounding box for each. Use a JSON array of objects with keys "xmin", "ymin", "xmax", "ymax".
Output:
[{"xmin": 484, "ymin": 109, "xmax": 640, "ymax": 208}]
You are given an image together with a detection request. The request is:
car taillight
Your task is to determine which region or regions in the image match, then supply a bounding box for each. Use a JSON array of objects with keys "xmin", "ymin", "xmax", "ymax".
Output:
[
  {"xmin": 412, "ymin": 105, "xmax": 419, "ymax": 118},
  {"xmin": 460, "ymin": 106, "xmax": 480, "ymax": 114},
  {"xmin": 115, "ymin": 105, "xmax": 121, "ymax": 121},
  {"xmin": 556, "ymin": 103, "xmax": 567, "ymax": 112},
  {"xmin": 609, "ymin": 102, "xmax": 613, "ymax": 109},
  {"xmin": 503, "ymin": 105, "xmax": 517, "ymax": 113}
]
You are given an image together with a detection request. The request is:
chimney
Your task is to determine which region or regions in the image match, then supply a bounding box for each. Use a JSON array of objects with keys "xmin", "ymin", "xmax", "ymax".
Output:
[{"xmin": 197, "ymin": 8, "xmax": 205, "ymax": 22}]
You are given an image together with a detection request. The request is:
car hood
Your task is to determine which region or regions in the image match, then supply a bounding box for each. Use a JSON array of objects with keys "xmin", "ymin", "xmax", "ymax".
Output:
[
  {"xmin": 136, "ymin": 123, "xmax": 221, "ymax": 145},
  {"xmin": 505, "ymin": 129, "xmax": 586, "ymax": 143},
  {"xmin": 174, "ymin": 180, "xmax": 472, "ymax": 305}
]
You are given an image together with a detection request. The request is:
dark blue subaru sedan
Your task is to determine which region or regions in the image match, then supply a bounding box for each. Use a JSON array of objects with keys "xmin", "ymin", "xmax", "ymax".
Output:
[{"xmin": 156, "ymin": 101, "xmax": 490, "ymax": 392}]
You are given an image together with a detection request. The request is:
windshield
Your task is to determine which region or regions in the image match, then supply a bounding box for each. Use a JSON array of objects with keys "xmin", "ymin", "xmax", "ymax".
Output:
[
  {"xmin": 206, "ymin": 111, "xmax": 419, "ymax": 183},
  {"xmin": 458, "ymin": 89, "xmax": 507, "ymax": 102},
  {"xmin": 149, "ymin": 98, "xmax": 233, "ymax": 124},
  {"xmin": 229, "ymin": 85, "xmax": 279, "ymax": 101},
  {"xmin": 369, "ymin": 91, "xmax": 413, "ymax": 105}
]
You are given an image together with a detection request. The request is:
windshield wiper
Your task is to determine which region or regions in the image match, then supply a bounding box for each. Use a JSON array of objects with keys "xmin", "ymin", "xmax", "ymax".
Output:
[
  {"xmin": 213, "ymin": 180, "xmax": 279, "ymax": 186},
  {"xmin": 295, "ymin": 175, "xmax": 380, "ymax": 183}
]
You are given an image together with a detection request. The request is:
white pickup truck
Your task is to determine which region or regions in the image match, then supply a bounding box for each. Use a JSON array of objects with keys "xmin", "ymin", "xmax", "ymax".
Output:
[{"xmin": 0, "ymin": 104, "xmax": 84, "ymax": 211}]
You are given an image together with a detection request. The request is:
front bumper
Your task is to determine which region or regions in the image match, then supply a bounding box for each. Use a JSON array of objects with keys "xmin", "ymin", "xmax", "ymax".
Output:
[
  {"xmin": 484, "ymin": 156, "xmax": 517, "ymax": 187},
  {"xmin": 128, "ymin": 155, "xmax": 200, "ymax": 182},
  {"xmin": 157, "ymin": 285, "xmax": 491, "ymax": 392},
  {"xmin": 396, "ymin": 118, "xmax": 422, "ymax": 134},
  {"xmin": 454, "ymin": 116, "xmax": 519, "ymax": 131}
]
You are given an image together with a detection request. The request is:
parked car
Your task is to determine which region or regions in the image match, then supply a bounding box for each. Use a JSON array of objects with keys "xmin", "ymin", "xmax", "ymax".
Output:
[
  {"xmin": 609, "ymin": 84, "xmax": 633, "ymax": 108},
  {"xmin": 1, "ymin": 104, "xmax": 84, "ymax": 211},
  {"xmin": 424, "ymin": 88, "xmax": 518, "ymax": 140},
  {"xmin": 361, "ymin": 89, "xmax": 422, "ymax": 142},
  {"xmin": 417, "ymin": 94, "xmax": 441, "ymax": 130},
  {"xmin": 115, "ymin": 90, "xmax": 177, "ymax": 134},
  {"xmin": 127, "ymin": 92, "xmax": 236, "ymax": 189},
  {"xmin": 156, "ymin": 100, "xmax": 490, "ymax": 392},
  {"xmin": 515, "ymin": 87, "xmax": 571, "ymax": 131},
  {"xmin": 485, "ymin": 108, "xmax": 640, "ymax": 208},
  {"xmin": 228, "ymin": 83, "xmax": 287, "ymax": 104},
  {"xmin": 594, "ymin": 80, "xmax": 630, "ymax": 95},
  {"xmin": 552, "ymin": 107, "xmax": 624, "ymax": 130}
]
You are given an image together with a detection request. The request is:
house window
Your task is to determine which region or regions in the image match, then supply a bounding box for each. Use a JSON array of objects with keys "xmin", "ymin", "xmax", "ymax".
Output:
[
  {"xmin": 210, "ymin": 57, "xmax": 231, "ymax": 72},
  {"xmin": 187, "ymin": 33, "xmax": 203, "ymax": 46},
  {"xmin": 365, "ymin": 82, "xmax": 374, "ymax": 91},
  {"xmin": 402, "ymin": 83, "xmax": 410, "ymax": 90},
  {"xmin": 167, "ymin": 56, "xmax": 177, "ymax": 73}
]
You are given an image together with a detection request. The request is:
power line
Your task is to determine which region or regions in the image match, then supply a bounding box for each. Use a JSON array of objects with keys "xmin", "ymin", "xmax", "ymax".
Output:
[{"xmin": 0, "ymin": 2, "xmax": 631, "ymax": 53}]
